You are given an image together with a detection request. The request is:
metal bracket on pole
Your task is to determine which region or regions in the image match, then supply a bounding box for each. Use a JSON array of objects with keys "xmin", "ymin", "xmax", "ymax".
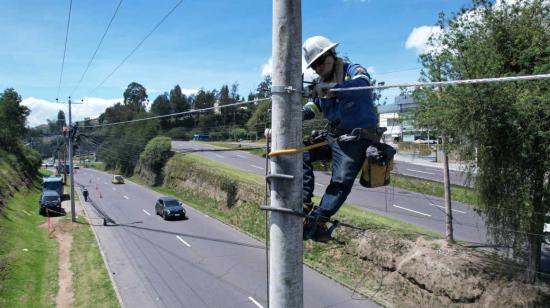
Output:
[
  {"xmin": 271, "ymin": 85, "xmax": 300, "ymax": 94},
  {"xmin": 260, "ymin": 206, "xmax": 305, "ymax": 218},
  {"xmin": 266, "ymin": 173, "xmax": 295, "ymax": 181}
]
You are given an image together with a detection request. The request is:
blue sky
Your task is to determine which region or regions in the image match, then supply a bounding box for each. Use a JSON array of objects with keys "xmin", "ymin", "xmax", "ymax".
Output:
[{"xmin": 0, "ymin": 0, "xmax": 473, "ymax": 126}]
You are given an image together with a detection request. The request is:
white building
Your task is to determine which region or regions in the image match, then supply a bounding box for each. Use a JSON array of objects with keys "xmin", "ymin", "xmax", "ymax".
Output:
[{"xmin": 378, "ymin": 94, "xmax": 421, "ymax": 142}]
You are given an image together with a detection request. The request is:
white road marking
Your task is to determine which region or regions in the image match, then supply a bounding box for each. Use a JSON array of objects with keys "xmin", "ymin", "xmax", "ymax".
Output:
[
  {"xmin": 406, "ymin": 168, "xmax": 436, "ymax": 175},
  {"xmin": 104, "ymin": 182, "xmax": 107, "ymax": 185},
  {"xmin": 251, "ymin": 165, "xmax": 264, "ymax": 170},
  {"xmin": 429, "ymin": 203, "xmax": 466, "ymax": 214},
  {"xmin": 315, "ymin": 182, "xmax": 325, "ymax": 187},
  {"xmin": 112, "ymin": 187, "xmax": 116, "ymax": 191},
  {"xmin": 142, "ymin": 209, "xmax": 151, "ymax": 216},
  {"xmin": 215, "ymin": 154, "xmax": 224, "ymax": 159},
  {"xmin": 393, "ymin": 204, "xmax": 432, "ymax": 217},
  {"xmin": 192, "ymin": 144, "xmax": 199, "ymax": 148},
  {"xmin": 176, "ymin": 236, "xmax": 191, "ymax": 247},
  {"xmin": 123, "ymin": 195, "xmax": 129, "ymax": 200},
  {"xmin": 248, "ymin": 297, "xmax": 264, "ymax": 308},
  {"xmin": 236, "ymin": 154, "xmax": 245, "ymax": 158}
]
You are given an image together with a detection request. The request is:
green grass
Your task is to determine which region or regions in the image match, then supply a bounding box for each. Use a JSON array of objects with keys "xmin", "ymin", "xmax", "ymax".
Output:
[
  {"xmin": 0, "ymin": 173, "xmax": 58, "ymax": 308},
  {"xmin": 203, "ymin": 141, "xmax": 268, "ymax": 157},
  {"xmin": 391, "ymin": 174, "xmax": 479, "ymax": 206},
  {"xmin": 70, "ymin": 216, "xmax": 119, "ymax": 307}
]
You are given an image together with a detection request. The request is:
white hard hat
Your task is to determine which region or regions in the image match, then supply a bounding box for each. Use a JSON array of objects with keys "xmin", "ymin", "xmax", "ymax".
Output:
[{"xmin": 303, "ymin": 36, "xmax": 339, "ymax": 68}]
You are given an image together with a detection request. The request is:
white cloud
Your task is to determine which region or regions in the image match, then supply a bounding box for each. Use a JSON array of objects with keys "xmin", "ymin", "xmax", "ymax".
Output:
[
  {"xmin": 22, "ymin": 97, "xmax": 121, "ymax": 127},
  {"xmin": 405, "ymin": 26, "xmax": 442, "ymax": 55},
  {"xmin": 261, "ymin": 57, "xmax": 273, "ymax": 77},
  {"xmin": 180, "ymin": 88, "xmax": 198, "ymax": 96},
  {"xmin": 367, "ymin": 66, "xmax": 375, "ymax": 74}
]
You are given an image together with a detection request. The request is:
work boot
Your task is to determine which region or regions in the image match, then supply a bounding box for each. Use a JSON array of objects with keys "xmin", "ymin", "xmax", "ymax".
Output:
[
  {"xmin": 311, "ymin": 222, "xmax": 333, "ymax": 243},
  {"xmin": 303, "ymin": 216, "xmax": 333, "ymax": 243}
]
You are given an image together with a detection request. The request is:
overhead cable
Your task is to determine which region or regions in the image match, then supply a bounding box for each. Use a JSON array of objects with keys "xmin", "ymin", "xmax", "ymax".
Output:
[
  {"xmin": 71, "ymin": 0, "xmax": 124, "ymax": 97},
  {"xmin": 56, "ymin": 0, "xmax": 74, "ymax": 99},
  {"xmin": 88, "ymin": 0, "xmax": 184, "ymax": 96},
  {"xmin": 331, "ymin": 73, "xmax": 550, "ymax": 92},
  {"xmin": 79, "ymin": 98, "xmax": 271, "ymax": 128}
]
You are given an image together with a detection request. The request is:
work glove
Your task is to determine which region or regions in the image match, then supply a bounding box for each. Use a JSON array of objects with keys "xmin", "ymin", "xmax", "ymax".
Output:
[
  {"xmin": 302, "ymin": 108, "xmax": 315, "ymax": 121},
  {"xmin": 313, "ymin": 82, "xmax": 337, "ymax": 99}
]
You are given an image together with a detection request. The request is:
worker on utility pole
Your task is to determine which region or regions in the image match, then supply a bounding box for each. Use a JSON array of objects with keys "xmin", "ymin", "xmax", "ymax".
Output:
[{"xmin": 302, "ymin": 36, "xmax": 379, "ymax": 242}]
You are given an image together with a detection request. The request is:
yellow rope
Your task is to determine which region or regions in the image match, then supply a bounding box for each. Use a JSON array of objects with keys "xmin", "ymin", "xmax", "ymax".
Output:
[{"xmin": 268, "ymin": 141, "xmax": 328, "ymax": 157}]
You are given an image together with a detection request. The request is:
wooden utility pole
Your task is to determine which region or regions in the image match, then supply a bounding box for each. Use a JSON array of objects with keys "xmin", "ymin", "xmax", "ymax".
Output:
[
  {"xmin": 270, "ymin": 0, "xmax": 303, "ymax": 307},
  {"xmin": 442, "ymin": 135, "xmax": 454, "ymax": 243}
]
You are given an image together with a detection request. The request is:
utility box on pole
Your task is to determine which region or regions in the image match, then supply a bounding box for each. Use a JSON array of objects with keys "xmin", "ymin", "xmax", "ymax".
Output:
[{"xmin": 270, "ymin": 0, "xmax": 303, "ymax": 307}]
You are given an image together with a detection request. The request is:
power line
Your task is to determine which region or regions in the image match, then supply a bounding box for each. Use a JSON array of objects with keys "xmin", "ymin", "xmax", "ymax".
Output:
[
  {"xmin": 79, "ymin": 98, "xmax": 271, "ymax": 128},
  {"xmin": 56, "ymin": 0, "xmax": 74, "ymax": 99},
  {"xmin": 87, "ymin": 0, "xmax": 184, "ymax": 96},
  {"xmin": 331, "ymin": 72, "xmax": 550, "ymax": 92},
  {"xmin": 70, "ymin": 0, "xmax": 124, "ymax": 97}
]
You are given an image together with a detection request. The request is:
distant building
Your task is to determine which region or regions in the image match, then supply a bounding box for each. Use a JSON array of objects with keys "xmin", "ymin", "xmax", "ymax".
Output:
[{"xmin": 378, "ymin": 94, "xmax": 423, "ymax": 142}]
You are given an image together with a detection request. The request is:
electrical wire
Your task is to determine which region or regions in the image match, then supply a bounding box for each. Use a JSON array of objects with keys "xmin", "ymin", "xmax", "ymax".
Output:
[
  {"xmin": 70, "ymin": 0, "xmax": 124, "ymax": 97},
  {"xmin": 87, "ymin": 0, "xmax": 184, "ymax": 96},
  {"xmin": 56, "ymin": 0, "xmax": 74, "ymax": 99},
  {"xmin": 79, "ymin": 98, "xmax": 271, "ymax": 128}
]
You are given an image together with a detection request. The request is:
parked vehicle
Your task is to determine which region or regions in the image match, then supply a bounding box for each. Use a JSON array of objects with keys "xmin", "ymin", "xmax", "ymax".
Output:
[
  {"xmin": 112, "ymin": 175, "xmax": 124, "ymax": 184},
  {"xmin": 155, "ymin": 197, "xmax": 186, "ymax": 220},
  {"xmin": 42, "ymin": 176, "xmax": 64, "ymax": 197},
  {"xmin": 38, "ymin": 190, "xmax": 62, "ymax": 215}
]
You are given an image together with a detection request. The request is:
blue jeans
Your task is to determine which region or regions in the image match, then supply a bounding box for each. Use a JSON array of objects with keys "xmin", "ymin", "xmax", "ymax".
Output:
[{"xmin": 303, "ymin": 135, "xmax": 371, "ymax": 218}]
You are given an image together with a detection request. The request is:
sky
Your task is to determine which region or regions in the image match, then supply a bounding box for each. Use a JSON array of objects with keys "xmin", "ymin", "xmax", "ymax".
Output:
[{"xmin": 0, "ymin": 0, "xmax": 475, "ymax": 127}]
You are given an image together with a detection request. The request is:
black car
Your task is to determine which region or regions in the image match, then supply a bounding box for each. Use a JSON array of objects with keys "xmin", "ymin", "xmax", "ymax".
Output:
[
  {"xmin": 155, "ymin": 197, "xmax": 186, "ymax": 220},
  {"xmin": 39, "ymin": 190, "xmax": 63, "ymax": 215}
]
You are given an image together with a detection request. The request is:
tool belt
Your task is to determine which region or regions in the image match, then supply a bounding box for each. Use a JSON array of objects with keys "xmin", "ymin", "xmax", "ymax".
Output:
[{"xmin": 331, "ymin": 126, "xmax": 385, "ymax": 142}]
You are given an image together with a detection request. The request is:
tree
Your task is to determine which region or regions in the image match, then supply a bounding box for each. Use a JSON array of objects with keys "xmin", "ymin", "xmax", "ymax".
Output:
[
  {"xmin": 123, "ymin": 82, "xmax": 148, "ymax": 113},
  {"xmin": 414, "ymin": 0, "xmax": 550, "ymax": 281},
  {"xmin": 0, "ymin": 88, "xmax": 29, "ymax": 150},
  {"xmin": 151, "ymin": 93, "xmax": 171, "ymax": 130},
  {"xmin": 256, "ymin": 75, "xmax": 272, "ymax": 99}
]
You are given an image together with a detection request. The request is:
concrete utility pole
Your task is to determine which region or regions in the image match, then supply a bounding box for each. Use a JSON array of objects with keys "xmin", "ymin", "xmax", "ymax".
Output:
[
  {"xmin": 68, "ymin": 97, "xmax": 76, "ymax": 222},
  {"xmin": 442, "ymin": 135, "xmax": 454, "ymax": 243},
  {"xmin": 270, "ymin": 0, "xmax": 303, "ymax": 307}
]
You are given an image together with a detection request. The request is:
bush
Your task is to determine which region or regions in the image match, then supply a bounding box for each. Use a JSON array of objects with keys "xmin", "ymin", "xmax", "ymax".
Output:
[
  {"xmin": 135, "ymin": 136, "xmax": 173, "ymax": 185},
  {"xmin": 165, "ymin": 127, "xmax": 191, "ymax": 140}
]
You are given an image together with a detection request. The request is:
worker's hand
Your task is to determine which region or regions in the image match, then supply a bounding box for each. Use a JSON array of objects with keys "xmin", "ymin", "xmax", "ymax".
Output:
[{"xmin": 313, "ymin": 82, "xmax": 337, "ymax": 98}]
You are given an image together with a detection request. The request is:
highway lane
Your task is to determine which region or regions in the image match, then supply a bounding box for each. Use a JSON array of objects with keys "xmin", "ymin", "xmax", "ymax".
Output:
[
  {"xmin": 393, "ymin": 160, "xmax": 471, "ymax": 187},
  {"xmin": 75, "ymin": 168, "xmax": 377, "ymax": 308},
  {"xmin": 219, "ymin": 141, "xmax": 471, "ymax": 186},
  {"xmin": 173, "ymin": 141, "xmax": 487, "ymax": 244}
]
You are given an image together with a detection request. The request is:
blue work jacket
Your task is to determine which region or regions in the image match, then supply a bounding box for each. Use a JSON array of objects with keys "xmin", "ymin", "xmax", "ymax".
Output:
[{"xmin": 303, "ymin": 62, "xmax": 377, "ymax": 129}]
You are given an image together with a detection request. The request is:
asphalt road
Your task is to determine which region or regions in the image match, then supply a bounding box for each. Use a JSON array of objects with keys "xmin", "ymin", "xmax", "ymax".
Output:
[
  {"xmin": 74, "ymin": 168, "xmax": 378, "ymax": 308},
  {"xmin": 393, "ymin": 160, "xmax": 470, "ymax": 187},
  {"xmin": 172, "ymin": 141, "xmax": 487, "ymax": 245},
  {"xmin": 173, "ymin": 141, "xmax": 550, "ymax": 273}
]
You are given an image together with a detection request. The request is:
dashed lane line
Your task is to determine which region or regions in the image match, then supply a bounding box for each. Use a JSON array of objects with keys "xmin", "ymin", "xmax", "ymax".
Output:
[
  {"xmin": 112, "ymin": 187, "xmax": 116, "ymax": 191},
  {"xmin": 215, "ymin": 154, "xmax": 225, "ymax": 159},
  {"xmin": 429, "ymin": 203, "xmax": 466, "ymax": 214},
  {"xmin": 251, "ymin": 165, "xmax": 264, "ymax": 170},
  {"xmin": 142, "ymin": 209, "xmax": 151, "ymax": 216},
  {"xmin": 176, "ymin": 236, "xmax": 191, "ymax": 247},
  {"xmin": 393, "ymin": 204, "xmax": 432, "ymax": 217},
  {"xmin": 123, "ymin": 195, "xmax": 129, "ymax": 200},
  {"xmin": 315, "ymin": 182, "xmax": 325, "ymax": 187}
]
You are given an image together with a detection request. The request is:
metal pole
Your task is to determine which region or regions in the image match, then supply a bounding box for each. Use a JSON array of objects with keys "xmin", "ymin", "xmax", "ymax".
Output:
[
  {"xmin": 270, "ymin": 1, "xmax": 303, "ymax": 307},
  {"xmin": 68, "ymin": 97, "xmax": 76, "ymax": 222},
  {"xmin": 442, "ymin": 135, "xmax": 454, "ymax": 243}
]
